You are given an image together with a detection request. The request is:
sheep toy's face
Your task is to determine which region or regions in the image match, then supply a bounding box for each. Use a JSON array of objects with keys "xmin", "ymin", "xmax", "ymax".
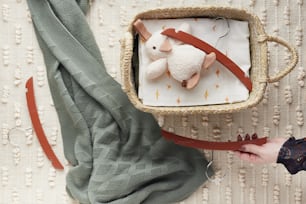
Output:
[{"xmin": 145, "ymin": 32, "xmax": 169, "ymax": 61}]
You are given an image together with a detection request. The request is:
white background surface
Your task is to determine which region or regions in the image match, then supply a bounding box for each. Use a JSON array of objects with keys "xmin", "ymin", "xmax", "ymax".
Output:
[{"xmin": 0, "ymin": 0, "xmax": 305, "ymax": 204}]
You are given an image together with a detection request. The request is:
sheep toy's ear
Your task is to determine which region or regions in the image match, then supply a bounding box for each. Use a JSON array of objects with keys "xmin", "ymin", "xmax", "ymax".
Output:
[
  {"xmin": 159, "ymin": 38, "xmax": 172, "ymax": 52},
  {"xmin": 133, "ymin": 19, "xmax": 152, "ymax": 41},
  {"xmin": 178, "ymin": 23, "xmax": 191, "ymax": 34},
  {"xmin": 174, "ymin": 23, "xmax": 191, "ymax": 45},
  {"xmin": 202, "ymin": 52, "xmax": 216, "ymax": 69}
]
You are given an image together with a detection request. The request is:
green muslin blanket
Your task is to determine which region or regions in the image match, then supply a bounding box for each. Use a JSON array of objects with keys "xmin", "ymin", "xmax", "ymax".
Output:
[{"xmin": 26, "ymin": 0, "xmax": 212, "ymax": 203}]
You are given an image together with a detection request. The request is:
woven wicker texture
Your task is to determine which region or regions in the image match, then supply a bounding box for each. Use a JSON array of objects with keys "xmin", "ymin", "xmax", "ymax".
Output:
[{"xmin": 0, "ymin": 1, "xmax": 305, "ymax": 204}]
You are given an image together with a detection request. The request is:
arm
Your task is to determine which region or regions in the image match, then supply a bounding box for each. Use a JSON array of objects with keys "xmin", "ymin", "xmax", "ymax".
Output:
[
  {"xmin": 235, "ymin": 137, "xmax": 306, "ymax": 174},
  {"xmin": 277, "ymin": 137, "xmax": 306, "ymax": 174}
]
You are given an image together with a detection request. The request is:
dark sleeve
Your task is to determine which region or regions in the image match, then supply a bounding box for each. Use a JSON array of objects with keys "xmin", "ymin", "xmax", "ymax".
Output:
[{"xmin": 277, "ymin": 137, "xmax": 306, "ymax": 174}]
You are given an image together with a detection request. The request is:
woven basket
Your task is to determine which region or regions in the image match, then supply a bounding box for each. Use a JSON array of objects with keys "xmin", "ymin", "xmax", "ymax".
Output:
[{"xmin": 120, "ymin": 6, "xmax": 298, "ymax": 115}]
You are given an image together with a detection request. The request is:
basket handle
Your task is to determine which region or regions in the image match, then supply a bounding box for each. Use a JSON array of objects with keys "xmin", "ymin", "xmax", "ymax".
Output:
[{"xmin": 261, "ymin": 35, "xmax": 298, "ymax": 83}]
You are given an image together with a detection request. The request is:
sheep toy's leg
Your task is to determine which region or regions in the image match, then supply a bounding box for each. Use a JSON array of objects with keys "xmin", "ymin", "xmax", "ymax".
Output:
[
  {"xmin": 184, "ymin": 52, "xmax": 216, "ymax": 89},
  {"xmin": 202, "ymin": 52, "xmax": 216, "ymax": 69},
  {"xmin": 146, "ymin": 58, "xmax": 168, "ymax": 80},
  {"xmin": 183, "ymin": 73, "xmax": 200, "ymax": 89}
]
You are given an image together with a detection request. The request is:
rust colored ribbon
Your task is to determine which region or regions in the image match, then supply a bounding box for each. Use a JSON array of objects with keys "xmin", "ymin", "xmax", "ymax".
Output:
[
  {"xmin": 161, "ymin": 130, "xmax": 267, "ymax": 151},
  {"xmin": 26, "ymin": 77, "xmax": 64, "ymax": 170},
  {"xmin": 162, "ymin": 28, "xmax": 252, "ymax": 91}
]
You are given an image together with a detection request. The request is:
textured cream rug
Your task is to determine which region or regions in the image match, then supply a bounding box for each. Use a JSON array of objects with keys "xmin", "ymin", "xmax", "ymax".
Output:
[{"xmin": 0, "ymin": 0, "xmax": 305, "ymax": 204}]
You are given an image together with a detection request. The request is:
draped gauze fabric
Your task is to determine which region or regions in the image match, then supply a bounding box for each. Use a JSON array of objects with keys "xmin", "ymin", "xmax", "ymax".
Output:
[{"xmin": 26, "ymin": 0, "xmax": 212, "ymax": 203}]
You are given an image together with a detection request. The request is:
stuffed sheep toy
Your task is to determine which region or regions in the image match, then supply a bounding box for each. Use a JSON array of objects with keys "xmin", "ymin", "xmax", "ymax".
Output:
[{"xmin": 134, "ymin": 19, "xmax": 216, "ymax": 89}]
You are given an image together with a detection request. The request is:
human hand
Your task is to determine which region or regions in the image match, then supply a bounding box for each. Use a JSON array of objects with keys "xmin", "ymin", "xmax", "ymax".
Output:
[{"xmin": 234, "ymin": 137, "xmax": 287, "ymax": 164}]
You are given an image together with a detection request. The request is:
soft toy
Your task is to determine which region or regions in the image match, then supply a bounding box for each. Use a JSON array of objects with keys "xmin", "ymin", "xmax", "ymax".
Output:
[{"xmin": 134, "ymin": 19, "xmax": 216, "ymax": 89}]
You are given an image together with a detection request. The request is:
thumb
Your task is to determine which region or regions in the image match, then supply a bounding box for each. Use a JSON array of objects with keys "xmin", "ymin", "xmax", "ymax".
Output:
[{"xmin": 240, "ymin": 144, "xmax": 264, "ymax": 155}]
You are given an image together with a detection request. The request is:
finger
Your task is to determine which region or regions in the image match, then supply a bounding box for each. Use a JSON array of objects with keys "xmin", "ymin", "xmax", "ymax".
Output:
[
  {"xmin": 233, "ymin": 151, "xmax": 251, "ymax": 161},
  {"xmin": 240, "ymin": 143, "xmax": 264, "ymax": 155},
  {"xmin": 233, "ymin": 151, "xmax": 241, "ymax": 158},
  {"xmin": 239, "ymin": 153, "xmax": 264, "ymax": 164},
  {"xmin": 234, "ymin": 151, "xmax": 265, "ymax": 164}
]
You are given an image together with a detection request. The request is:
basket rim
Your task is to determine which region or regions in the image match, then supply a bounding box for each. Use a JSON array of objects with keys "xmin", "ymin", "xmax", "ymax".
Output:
[{"xmin": 121, "ymin": 6, "xmax": 269, "ymax": 115}]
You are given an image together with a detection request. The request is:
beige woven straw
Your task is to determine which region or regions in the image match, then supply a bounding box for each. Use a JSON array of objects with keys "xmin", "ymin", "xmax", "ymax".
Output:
[{"xmin": 120, "ymin": 6, "xmax": 298, "ymax": 115}]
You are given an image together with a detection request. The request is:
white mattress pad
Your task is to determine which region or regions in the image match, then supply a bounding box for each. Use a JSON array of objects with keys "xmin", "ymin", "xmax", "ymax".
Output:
[{"xmin": 138, "ymin": 18, "xmax": 251, "ymax": 106}]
